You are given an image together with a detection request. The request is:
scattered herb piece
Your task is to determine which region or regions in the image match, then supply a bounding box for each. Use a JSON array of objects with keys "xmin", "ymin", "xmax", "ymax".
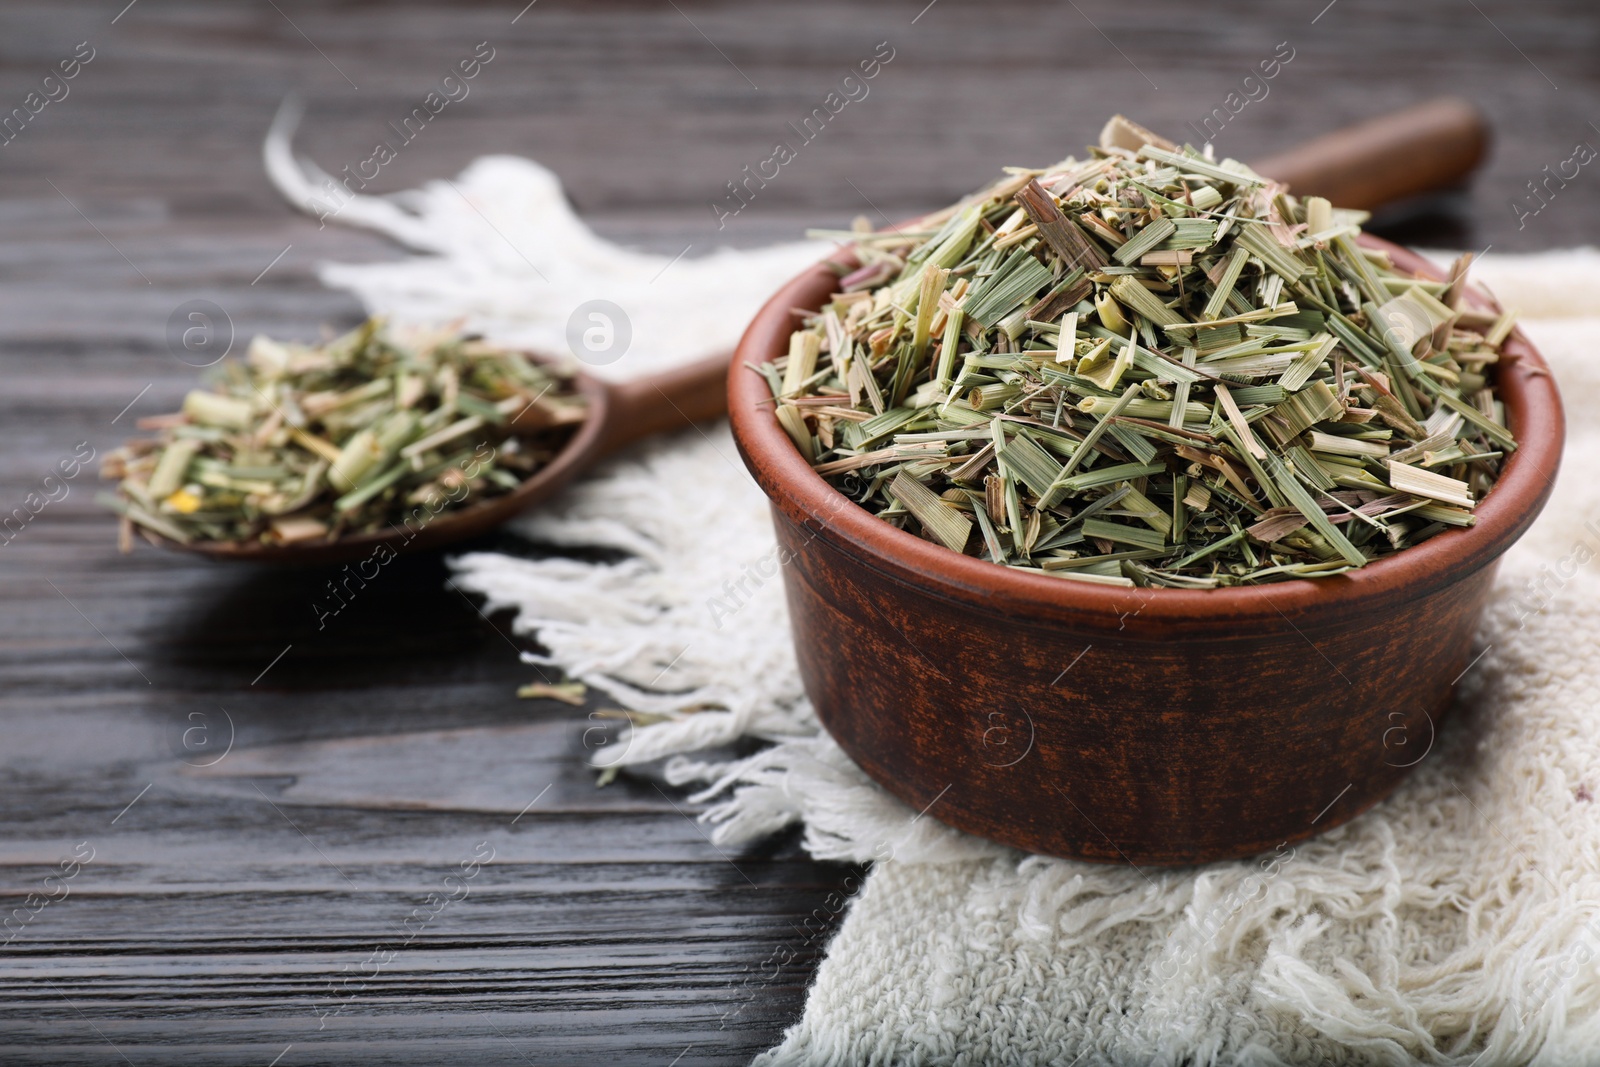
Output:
[{"xmin": 518, "ymin": 681, "xmax": 589, "ymax": 706}]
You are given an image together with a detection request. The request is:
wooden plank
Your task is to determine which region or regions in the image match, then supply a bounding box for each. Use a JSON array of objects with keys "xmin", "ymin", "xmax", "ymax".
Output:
[{"xmin": 0, "ymin": 0, "xmax": 1595, "ymax": 1061}]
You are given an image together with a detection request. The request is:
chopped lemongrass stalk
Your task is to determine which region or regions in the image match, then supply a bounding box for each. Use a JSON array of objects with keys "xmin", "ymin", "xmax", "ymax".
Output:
[
  {"xmin": 1056, "ymin": 311, "xmax": 1079, "ymax": 363},
  {"xmin": 1305, "ymin": 196, "xmax": 1333, "ymax": 236},
  {"xmin": 889, "ymin": 471, "xmax": 972, "ymax": 553},
  {"xmin": 1044, "ymin": 569, "xmax": 1137, "ymax": 587},
  {"xmin": 1213, "ymin": 383, "xmax": 1265, "ymax": 460},
  {"xmin": 182, "ymin": 390, "xmax": 253, "ymax": 430},
  {"xmin": 1201, "ymin": 245, "xmax": 1250, "ymax": 320},
  {"xmin": 301, "ymin": 377, "xmax": 392, "ymax": 416},
  {"xmin": 1015, "ymin": 179, "xmax": 1106, "ymax": 270},
  {"xmin": 1117, "ymin": 482, "xmax": 1172, "ymax": 535},
  {"xmin": 289, "ymin": 426, "xmax": 343, "ymax": 465},
  {"xmin": 1051, "ymin": 382, "xmax": 1143, "ymax": 483},
  {"xmin": 107, "ymin": 495, "xmax": 194, "ymax": 543},
  {"xmin": 1168, "ymin": 346, "xmax": 1198, "ymax": 431},
  {"xmin": 400, "ymin": 415, "xmax": 486, "ymax": 460},
  {"xmin": 1085, "ymin": 333, "xmax": 1136, "ymax": 391},
  {"xmin": 1136, "ymin": 145, "xmax": 1266, "ymax": 187},
  {"xmin": 991, "ymin": 223, "xmax": 1039, "ymax": 250},
  {"xmin": 1100, "ymin": 114, "xmax": 1178, "ymax": 153},
  {"xmin": 966, "ymin": 253, "xmax": 1055, "ymax": 327},
  {"xmin": 517, "ymin": 681, "xmax": 587, "ymax": 705},
  {"xmin": 1109, "ymin": 275, "xmax": 1184, "ymax": 328},
  {"xmin": 1051, "ymin": 461, "xmax": 1166, "ymax": 496},
  {"xmin": 1168, "ymin": 303, "xmax": 1302, "ymax": 333},
  {"xmin": 1266, "ymin": 456, "xmax": 1366, "ymax": 567},
  {"xmin": 1414, "ymin": 503, "xmax": 1477, "ymax": 527},
  {"xmin": 1081, "ymin": 517, "xmax": 1166, "ymax": 550},
  {"xmin": 1387, "ymin": 460, "xmax": 1476, "ymax": 509},
  {"xmin": 1270, "ymin": 380, "xmax": 1343, "ymax": 440},
  {"xmin": 328, "ymin": 428, "xmax": 383, "ymax": 493},
  {"xmin": 1373, "ymin": 286, "xmax": 1456, "ymax": 352},
  {"xmin": 994, "ymin": 428, "xmax": 1063, "ymax": 498},
  {"xmin": 1094, "ymin": 291, "xmax": 1128, "ymax": 335},
  {"xmin": 1309, "ymin": 430, "xmax": 1390, "ymax": 459},
  {"xmin": 1280, "ymin": 334, "xmax": 1337, "ymax": 391},
  {"xmin": 776, "ymin": 405, "xmax": 815, "ymax": 460},
  {"xmin": 146, "ymin": 438, "xmax": 202, "ymax": 499},
  {"xmin": 1484, "ymin": 307, "xmax": 1518, "ymax": 347},
  {"xmin": 781, "ymin": 330, "xmax": 822, "ymax": 397},
  {"xmin": 935, "ymin": 306, "xmax": 966, "ymax": 389},
  {"xmin": 1170, "ymin": 529, "xmax": 1244, "ymax": 569},
  {"xmin": 912, "ymin": 264, "xmax": 947, "ymax": 363},
  {"xmin": 1073, "ymin": 337, "xmax": 1115, "ymax": 386},
  {"xmin": 1234, "ymin": 222, "xmax": 1312, "ymax": 281},
  {"xmin": 270, "ymin": 516, "xmax": 329, "ymax": 544},
  {"xmin": 334, "ymin": 459, "xmax": 411, "ymax": 512},
  {"xmin": 1112, "ymin": 217, "xmax": 1177, "ymax": 266},
  {"xmin": 1435, "ymin": 391, "xmax": 1517, "ymax": 450}
]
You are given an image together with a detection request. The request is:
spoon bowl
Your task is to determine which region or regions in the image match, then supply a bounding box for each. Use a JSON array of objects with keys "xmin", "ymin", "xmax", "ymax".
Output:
[{"xmin": 133, "ymin": 353, "xmax": 730, "ymax": 566}]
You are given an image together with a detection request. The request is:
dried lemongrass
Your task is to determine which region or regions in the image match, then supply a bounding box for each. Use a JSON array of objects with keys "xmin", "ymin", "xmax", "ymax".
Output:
[
  {"xmin": 889, "ymin": 471, "xmax": 972, "ymax": 553},
  {"xmin": 102, "ymin": 319, "xmax": 586, "ymax": 549},
  {"xmin": 771, "ymin": 119, "xmax": 1518, "ymax": 586}
]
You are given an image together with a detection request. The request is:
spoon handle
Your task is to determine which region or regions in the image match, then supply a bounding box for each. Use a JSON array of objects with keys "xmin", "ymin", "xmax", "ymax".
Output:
[
  {"xmin": 594, "ymin": 351, "xmax": 731, "ymax": 458},
  {"xmin": 1249, "ymin": 96, "xmax": 1488, "ymax": 210}
]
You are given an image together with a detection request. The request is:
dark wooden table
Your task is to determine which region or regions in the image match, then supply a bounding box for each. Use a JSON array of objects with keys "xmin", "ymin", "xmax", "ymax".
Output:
[{"xmin": 2, "ymin": 2, "xmax": 1596, "ymax": 1063}]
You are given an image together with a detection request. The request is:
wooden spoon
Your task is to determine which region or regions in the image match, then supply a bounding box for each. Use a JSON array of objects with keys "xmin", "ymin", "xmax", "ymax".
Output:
[
  {"xmin": 144, "ymin": 97, "xmax": 1487, "ymax": 565},
  {"xmin": 1250, "ymin": 96, "xmax": 1487, "ymax": 210}
]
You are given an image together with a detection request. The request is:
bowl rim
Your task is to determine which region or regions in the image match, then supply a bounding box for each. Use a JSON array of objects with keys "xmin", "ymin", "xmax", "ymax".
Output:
[{"xmin": 728, "ymin": 235, "xmax": 1565, "ymax": 630}]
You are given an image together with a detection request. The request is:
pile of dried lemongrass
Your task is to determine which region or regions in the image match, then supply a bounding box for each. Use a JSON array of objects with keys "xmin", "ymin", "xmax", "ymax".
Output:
[
  {"xmin": 102, "ymin": 320, "xmax": 586, "ymax": 548},
  {"xmin": 764, "ymin": 118, "xmax": 1518, "ymax": 587}
]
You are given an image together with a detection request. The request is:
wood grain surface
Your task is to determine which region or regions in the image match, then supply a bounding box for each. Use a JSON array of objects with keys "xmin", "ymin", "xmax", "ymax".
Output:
[{"xmin": 1, "ymin": 1, "xmax": 1596, "ymax": 1063}]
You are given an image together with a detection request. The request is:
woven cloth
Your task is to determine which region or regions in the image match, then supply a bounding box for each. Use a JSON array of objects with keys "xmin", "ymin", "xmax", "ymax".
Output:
[{"xmin": 264, "ymin": 129, "xmax": 1600, "ymax": 1065}]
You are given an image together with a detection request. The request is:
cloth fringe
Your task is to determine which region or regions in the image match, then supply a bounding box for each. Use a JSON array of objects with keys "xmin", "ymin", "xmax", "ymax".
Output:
[{"xmin": 261, "ymin": 97, "xmax": 827, "ymax": 381}]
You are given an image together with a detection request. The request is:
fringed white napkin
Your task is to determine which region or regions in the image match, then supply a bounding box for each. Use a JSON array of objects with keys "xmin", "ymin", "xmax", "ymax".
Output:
[
  {"xmin": 262, "ymin": 101, "xmax": 828, "ymax": 382},
  {"xmin": 265, "ymin": 120, "xmax": 1600, "ymax": 1064}
]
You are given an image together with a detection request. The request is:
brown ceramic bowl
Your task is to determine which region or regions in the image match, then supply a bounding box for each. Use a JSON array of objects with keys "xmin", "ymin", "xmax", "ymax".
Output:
[{"xmin": 728, "ymin": 237, "xmax": 1563, "ymax": 867}]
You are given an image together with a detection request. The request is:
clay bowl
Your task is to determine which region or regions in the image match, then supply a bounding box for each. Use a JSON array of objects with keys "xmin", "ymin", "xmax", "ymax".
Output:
[
  {"xmin": 136, "ymin": 353, "xmax": 730, "ymax": 566},
  {"xmin": 728, "ymin": 237, "xmax": 1564, "ymax": 867}
]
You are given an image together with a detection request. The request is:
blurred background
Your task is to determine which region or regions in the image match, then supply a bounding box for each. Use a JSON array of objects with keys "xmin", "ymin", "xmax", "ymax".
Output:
[
  {"xmin": 1, "ymin": 2, "xmax": 1596, "ymax": 1064},
  {"xmin": 6, "ymin": 1, "xmax": 1597, "ymax": 346}
]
